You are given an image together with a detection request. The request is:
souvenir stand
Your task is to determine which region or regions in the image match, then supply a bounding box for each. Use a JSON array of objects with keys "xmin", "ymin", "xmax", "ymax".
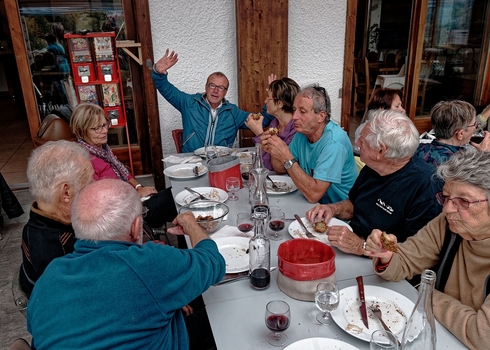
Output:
[{"xmin": 64, "ymin": 31, "xmax": 133, "ymax": 175}]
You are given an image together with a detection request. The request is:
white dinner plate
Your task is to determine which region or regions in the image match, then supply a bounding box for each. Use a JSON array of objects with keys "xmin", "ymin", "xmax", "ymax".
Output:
[
  {"xmin": 331, "ymin": 285, "xmax": 414, "ymax": 343},
  {"xmin": 266, "ymin": 175, "xmax": 298, "ymax": 195},
  {"xmin": 163, "ymin": 164, "xmax": 207, "ymax": 179},
  {"xmin": 174, "ymin": 187, "xmax": 228, "ymax": 206},
  {"xmin": 213, "ymin": 237, "xmax": 250, "ymax": 273},
  {"xmin": 194, "ymin": 146, "xmax": 232, "ymax": 158},
  {"xmin": 284, "ymin": 337, "xmax": 359, "ymax": 350},
  {"xmin": 236, "ymin": 151, "xmax": 253, "ymax": 164},
  {"xmin": 288, "ymin": 217, "xmax": 352, "ymax": 244}
]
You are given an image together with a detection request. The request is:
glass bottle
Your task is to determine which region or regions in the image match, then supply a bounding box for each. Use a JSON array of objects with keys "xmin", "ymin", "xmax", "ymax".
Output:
[
  {"xmin": 251, "ymin": 167, "xmax": 269, "ymax": 213},
  {"xmin": 248, "ymin": 142, "xmax": 265, "ymax": 204},
  {"xmin": 401, "ymin": 269, "xmax": 437, "ymax": 349},
  {"xmin": 249, "ymin": 209, "xmax": 270, "ymax": 290}
]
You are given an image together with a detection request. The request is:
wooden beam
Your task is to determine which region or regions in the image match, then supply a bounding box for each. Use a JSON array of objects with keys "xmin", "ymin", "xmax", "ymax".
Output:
[
  {"xmin": 236, "ymin": 0, "xmax": 288, "ymax": 146},
  {"xmin": 341, "ymin": 0, "xmax": 359, "ymax": 133},
  {"xmin": 4, "ymin": 0, "xmax": 40, "ymax": 146},
  {"xmin": 128, "ymin": 0, "xmax": 166, "ymax": 190}
]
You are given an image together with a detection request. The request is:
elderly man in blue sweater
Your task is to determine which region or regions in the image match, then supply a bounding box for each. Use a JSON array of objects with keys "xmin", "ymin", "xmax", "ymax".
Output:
[
  {"xmin": 27, "ymin": 179, "xmax": 225, "ymax": 349},
  {"xmin": 152, "ymin": 49, "xmax": 274, "ymax": 152}
]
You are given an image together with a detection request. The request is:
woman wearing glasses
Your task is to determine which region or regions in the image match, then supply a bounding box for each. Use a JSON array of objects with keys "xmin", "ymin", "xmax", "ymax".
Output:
[
  {"xmin": 245, "ymin": 74, "xmax": 300, "ymax": 170},
  {"xmin": 415, "ymin": 100, "xmax": 482, "ymax": 169},
  {"xmin": 70, "ymin": 103, "xmax": 177, "ymax": 229},
  {"xmin": 366, "ymin": 147, "xmax": 490, "ymax": 349}
]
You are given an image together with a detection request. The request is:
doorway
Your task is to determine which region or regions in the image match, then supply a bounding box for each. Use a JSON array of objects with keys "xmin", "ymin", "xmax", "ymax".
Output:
[{"xmin": 0, "ymin": 0, "xmax": 31, "ymax": 186}]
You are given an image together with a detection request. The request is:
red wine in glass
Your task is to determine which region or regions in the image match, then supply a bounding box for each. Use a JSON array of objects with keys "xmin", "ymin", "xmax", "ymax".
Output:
[
  {"xmin": 266, "ymin": 314, "xmax": 290, "ymax": 332},
  {"xmin": 250, "ymin": 267, "xmax": 270, "ymax": 289},
  {"xmin": 269, "ymin": 220, "xmax": 285, "ymax": 232},
  {"xmin": 241, "ymin": 171, "xmax": 250, "ymax": 181},
  {"xmin": 238, "ymin": 223, "xmax": 253, "ymax": 232}
]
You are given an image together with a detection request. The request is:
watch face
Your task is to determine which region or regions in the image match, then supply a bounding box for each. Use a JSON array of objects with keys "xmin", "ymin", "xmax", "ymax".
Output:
[{"xmin": 284, "ymin": 159, "xmax": 296, "ymax": 169}]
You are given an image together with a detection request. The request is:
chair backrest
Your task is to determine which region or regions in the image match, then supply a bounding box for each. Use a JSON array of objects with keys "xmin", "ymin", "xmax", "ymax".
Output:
[
  {"xmin": 354, "ymin": 57, "xmax": 371, "ymax": 91},
  {"xmin": 34, "ymin": 114, "xmax": 77, "ymax": 148},
  {"xmin": 171, "ymin": 129, "xmax": 183, "ymax": 153}
]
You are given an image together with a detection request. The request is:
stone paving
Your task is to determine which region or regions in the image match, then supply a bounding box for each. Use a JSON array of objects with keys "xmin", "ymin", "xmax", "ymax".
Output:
[{"xmin": 1, "ymin": 189, "xmax": 33, "ymax": 349}]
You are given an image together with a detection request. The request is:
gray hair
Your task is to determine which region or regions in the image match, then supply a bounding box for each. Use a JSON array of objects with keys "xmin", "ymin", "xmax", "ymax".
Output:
[
  {"xmin": 27, "ymin": 140, "xmax": 92, "ymax": 203},
  {"xmin": 364, "ymin": 109, "xmax": 419, "ymax": 159},
  {"xmin": 431, "ymin": 100, "xmax": 476, "ymax": 139},
  {"xmin": 437, "ymin": 147, "xmax": 490, "ymax": 200},
  {"xmin": 72, "ymin": 179, "xmax": 143, "ymax": 242},
  {"xmin": 297, "ymin": 84, "xmax": 331, "ymax": 122}
]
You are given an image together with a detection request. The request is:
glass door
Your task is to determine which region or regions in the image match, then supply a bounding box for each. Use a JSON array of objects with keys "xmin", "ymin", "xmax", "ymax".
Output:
[
  {"xmin": 416, "ymin": 0, "xmax": 489, "ymax": 116},
  {"xmin": 18, "ymin": 0, "xmax": 138, "ymax": 147}
]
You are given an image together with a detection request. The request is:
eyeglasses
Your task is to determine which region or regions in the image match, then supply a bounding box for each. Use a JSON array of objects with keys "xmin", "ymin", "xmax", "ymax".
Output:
[
  {"xmin": 207, "ymin": 83, "xmax": 228, "ymax": 92},
  {"xmin": 90, "ymin": 120, "xmax": 111, "ymax": 134},
  {"xmin": 435, "ymin": 192, "xmax": 488, "ymax": 210},
  {"xmin": 467, "ymin": 120, "xmax": 482, "ymax": 129}
]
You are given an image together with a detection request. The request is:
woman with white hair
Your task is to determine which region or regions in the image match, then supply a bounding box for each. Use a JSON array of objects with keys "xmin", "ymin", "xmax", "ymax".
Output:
[{"xmin": 367, "ymin": 147, "xmax": 490, "ymax": 349}]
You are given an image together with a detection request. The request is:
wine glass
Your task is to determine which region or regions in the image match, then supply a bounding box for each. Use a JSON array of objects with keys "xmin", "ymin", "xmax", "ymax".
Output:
[
  {"xmin": 236, "ymin": 212, "xmax": 253, "ymax": 235},
  {"xmin": 226, "ymin": 176, "xmax": 240, "ymax": 201},
  {"xmin": 315, "ymin": 281, "xmax": 339, "ymax": 325},
  {"xmin": 268, "ymin": 208, "xmax": 285, "ymax": 241},
  {"xmin": 240, "ymin": 163, "xmax": 251, "ymax": 184},
  {"xmin": 370, "ymin": 330, "xmax": 399, "ymax": 350},
  {"xmin": 265, "ymin": 300, "xmax": 290, "ymax": 347}
]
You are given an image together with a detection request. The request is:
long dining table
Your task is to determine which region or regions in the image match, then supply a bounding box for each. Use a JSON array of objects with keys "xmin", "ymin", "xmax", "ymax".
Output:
[{"xmin": 164, "ymin": 153, "xmax": 466, "ymax": 349}]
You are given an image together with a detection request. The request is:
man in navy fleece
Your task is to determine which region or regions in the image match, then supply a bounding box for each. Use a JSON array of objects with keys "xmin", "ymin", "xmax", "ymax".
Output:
[{"xmin": 27, "ymin": 179, "xmax": 225, "ymax": 350}]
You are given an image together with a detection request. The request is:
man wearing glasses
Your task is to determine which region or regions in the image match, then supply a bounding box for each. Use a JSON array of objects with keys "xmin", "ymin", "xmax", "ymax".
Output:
[{"xmin": 152, "ymin": 49, "xmax": 273, "ymax": 153}]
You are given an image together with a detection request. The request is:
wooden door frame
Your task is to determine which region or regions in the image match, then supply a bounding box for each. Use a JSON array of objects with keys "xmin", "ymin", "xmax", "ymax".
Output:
[{"xmin": 342, "ymin": 0, "xmax": 490, "ymax": 134}]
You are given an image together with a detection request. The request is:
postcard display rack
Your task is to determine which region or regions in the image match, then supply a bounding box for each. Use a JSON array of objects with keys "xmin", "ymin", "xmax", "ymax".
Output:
[{"xmin": 64, "ymin": 32, "xmax": 133, "ymax": 174}]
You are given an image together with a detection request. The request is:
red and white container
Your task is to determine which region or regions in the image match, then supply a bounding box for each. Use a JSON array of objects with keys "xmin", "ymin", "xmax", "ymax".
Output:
[{"xmin": 207, "ymin": 156, "xmax": 242, "ymax": 191}]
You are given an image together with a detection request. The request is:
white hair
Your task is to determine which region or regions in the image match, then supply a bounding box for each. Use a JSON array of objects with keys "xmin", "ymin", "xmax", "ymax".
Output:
[
  {"xmin": 364, "ymin": 109, "xmax": 419, "ymax": 159},
  {"xmin": 27, "ymin": 140, "xmax": 91, "ymax": 203},
  {"xmin": 72, "ymin": 179, "xmax": 143, "ymax": 242}
]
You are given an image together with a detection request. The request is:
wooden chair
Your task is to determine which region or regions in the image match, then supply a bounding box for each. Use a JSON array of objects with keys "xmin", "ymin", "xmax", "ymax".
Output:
[
  {"xmin": 171, "ymin": 129, "xmax": 183, "ymax": 153},
  {"xmin": 353, "ymin": 57, "xmax": 373, "ymax": 115}
]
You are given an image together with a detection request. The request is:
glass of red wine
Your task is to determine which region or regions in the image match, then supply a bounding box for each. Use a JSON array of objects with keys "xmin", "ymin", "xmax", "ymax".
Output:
[
  {"xmin": 236, "ymin": 212, "xmax": 253, "ymax": 236},
  {"xmin": 240, "ymin": 163, "xmax": 251, "ymax": 184},
  {"xmin": 265, "ymin": 300, "xmax": 290, "ymax": 346},
  {"xmin": 268, "ymin": 208, "xmax": 285, "ymax": 241}
]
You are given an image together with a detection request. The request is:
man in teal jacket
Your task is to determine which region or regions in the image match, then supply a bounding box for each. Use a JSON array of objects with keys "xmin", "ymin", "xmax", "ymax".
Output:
[
  {"xmin": 152, "ymin": 49, "xmax": 274, "ymax": 153},
  {"xmin": 27, "ymin": 179, "xmax": 225, "ymax": 349}
]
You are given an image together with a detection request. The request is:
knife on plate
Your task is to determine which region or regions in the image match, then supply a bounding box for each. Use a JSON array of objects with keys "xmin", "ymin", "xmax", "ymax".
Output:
[{"xmin": 356, "ymin": 275, "xmax": 369, "ymax": 329}]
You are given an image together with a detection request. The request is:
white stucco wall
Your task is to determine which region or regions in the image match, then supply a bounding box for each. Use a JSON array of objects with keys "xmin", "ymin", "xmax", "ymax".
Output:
[{"xmin": 149, "ymin": 0, "xmax": 346, "ymax": 155}]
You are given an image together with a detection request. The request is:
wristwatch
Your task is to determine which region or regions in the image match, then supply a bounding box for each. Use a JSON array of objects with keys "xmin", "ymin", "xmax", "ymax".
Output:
[{"xmin": 284, "ymin": 159, "xmax": 297, "ymax": 170}]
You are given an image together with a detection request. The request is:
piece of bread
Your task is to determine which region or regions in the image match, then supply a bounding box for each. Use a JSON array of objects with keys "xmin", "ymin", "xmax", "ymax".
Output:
[
  {"xmin": 268, "ymin": 127, "xmax": 278, "ymax": 135},
  {"xmin": 380, "ymin": 231, "xmax": 398, "ymax": 252},
  {"xmin": 252, "ymin": 113, "xmax": 261, "ymax": 120},
  {"xmin": 313, "ymin": 221, "xmax": 328, "ymax": 233}
]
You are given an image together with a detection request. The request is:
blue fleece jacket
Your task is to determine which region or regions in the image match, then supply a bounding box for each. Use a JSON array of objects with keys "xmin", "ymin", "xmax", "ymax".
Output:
[
  {"xmin": 27, "ymin": 239, "xmax": 225, "ymax": 350},
  {"xmin": 152, "ymin": 71, "xmax": 273, "ymax": 153}
]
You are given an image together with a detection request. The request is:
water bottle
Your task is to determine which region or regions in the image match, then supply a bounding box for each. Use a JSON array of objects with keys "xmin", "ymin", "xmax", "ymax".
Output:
[
  {"xmin": 401, "ymin": 269, "xmax": 437, "ymax": 349},
  {"xmin": 249, "ymin": 209, "xmax": 270, "ymax": 290}
]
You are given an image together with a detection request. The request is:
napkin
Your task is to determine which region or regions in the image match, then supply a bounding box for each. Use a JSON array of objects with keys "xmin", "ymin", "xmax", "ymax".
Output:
[
  {"xmin": 162, "ymin": 155, "xmax": 202, "ymax": 164},
  {"xmin": 211, "ymin": 225, "xmax": 253, "ymax": 240}
]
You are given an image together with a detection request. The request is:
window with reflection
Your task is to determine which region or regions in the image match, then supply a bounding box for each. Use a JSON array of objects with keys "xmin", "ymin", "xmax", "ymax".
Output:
[
  {"xmin": 418, "ymin": 0, "xmax": 489, "ymax": 116},
  {"xmin": 18, "ymin": 0, "xmax": 137, "ymax": 147}
]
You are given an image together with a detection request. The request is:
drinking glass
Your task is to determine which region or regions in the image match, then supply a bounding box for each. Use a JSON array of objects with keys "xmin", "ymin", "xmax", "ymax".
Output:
[
  {"xmin": 265, "ymin": 300, "xmax": 290, "ymax": 347},
  {"xmin": 370, "ymin": 330, "xmax": 399, "ymax": 350},
  {"xmin": 205, "ymin": 145, "xmax": 217, "ymax": 162},
  {"xmin": 240, "ymin": 163, "xmax": 252, "ymax": 184},
  {"xmin": 226, "ymin": 177, "xmax": 240, "ymax": 201},
  {"xmin": 268, "ymin": 208, "xmax": 285, "ymax": 241},
  {"xmin": 315, "ymin": 281, "xmax": 339, "ymax": 325},
  {"xmin": 236, "ymin": 212, "xmax": 253, "ymax": 235},
  {"xmin": 470, "ymin": 129, "xmax": 485, "ymax": 144}
]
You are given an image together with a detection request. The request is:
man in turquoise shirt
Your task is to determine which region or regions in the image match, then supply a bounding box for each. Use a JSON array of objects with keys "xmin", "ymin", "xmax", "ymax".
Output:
[
  {"xmin": 27, "ymin": 179, "xmax": 225, "ymax": 350},
  {"xmin": 262, "ymin": 85, "xmax": 358, "ymax": 204}
]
